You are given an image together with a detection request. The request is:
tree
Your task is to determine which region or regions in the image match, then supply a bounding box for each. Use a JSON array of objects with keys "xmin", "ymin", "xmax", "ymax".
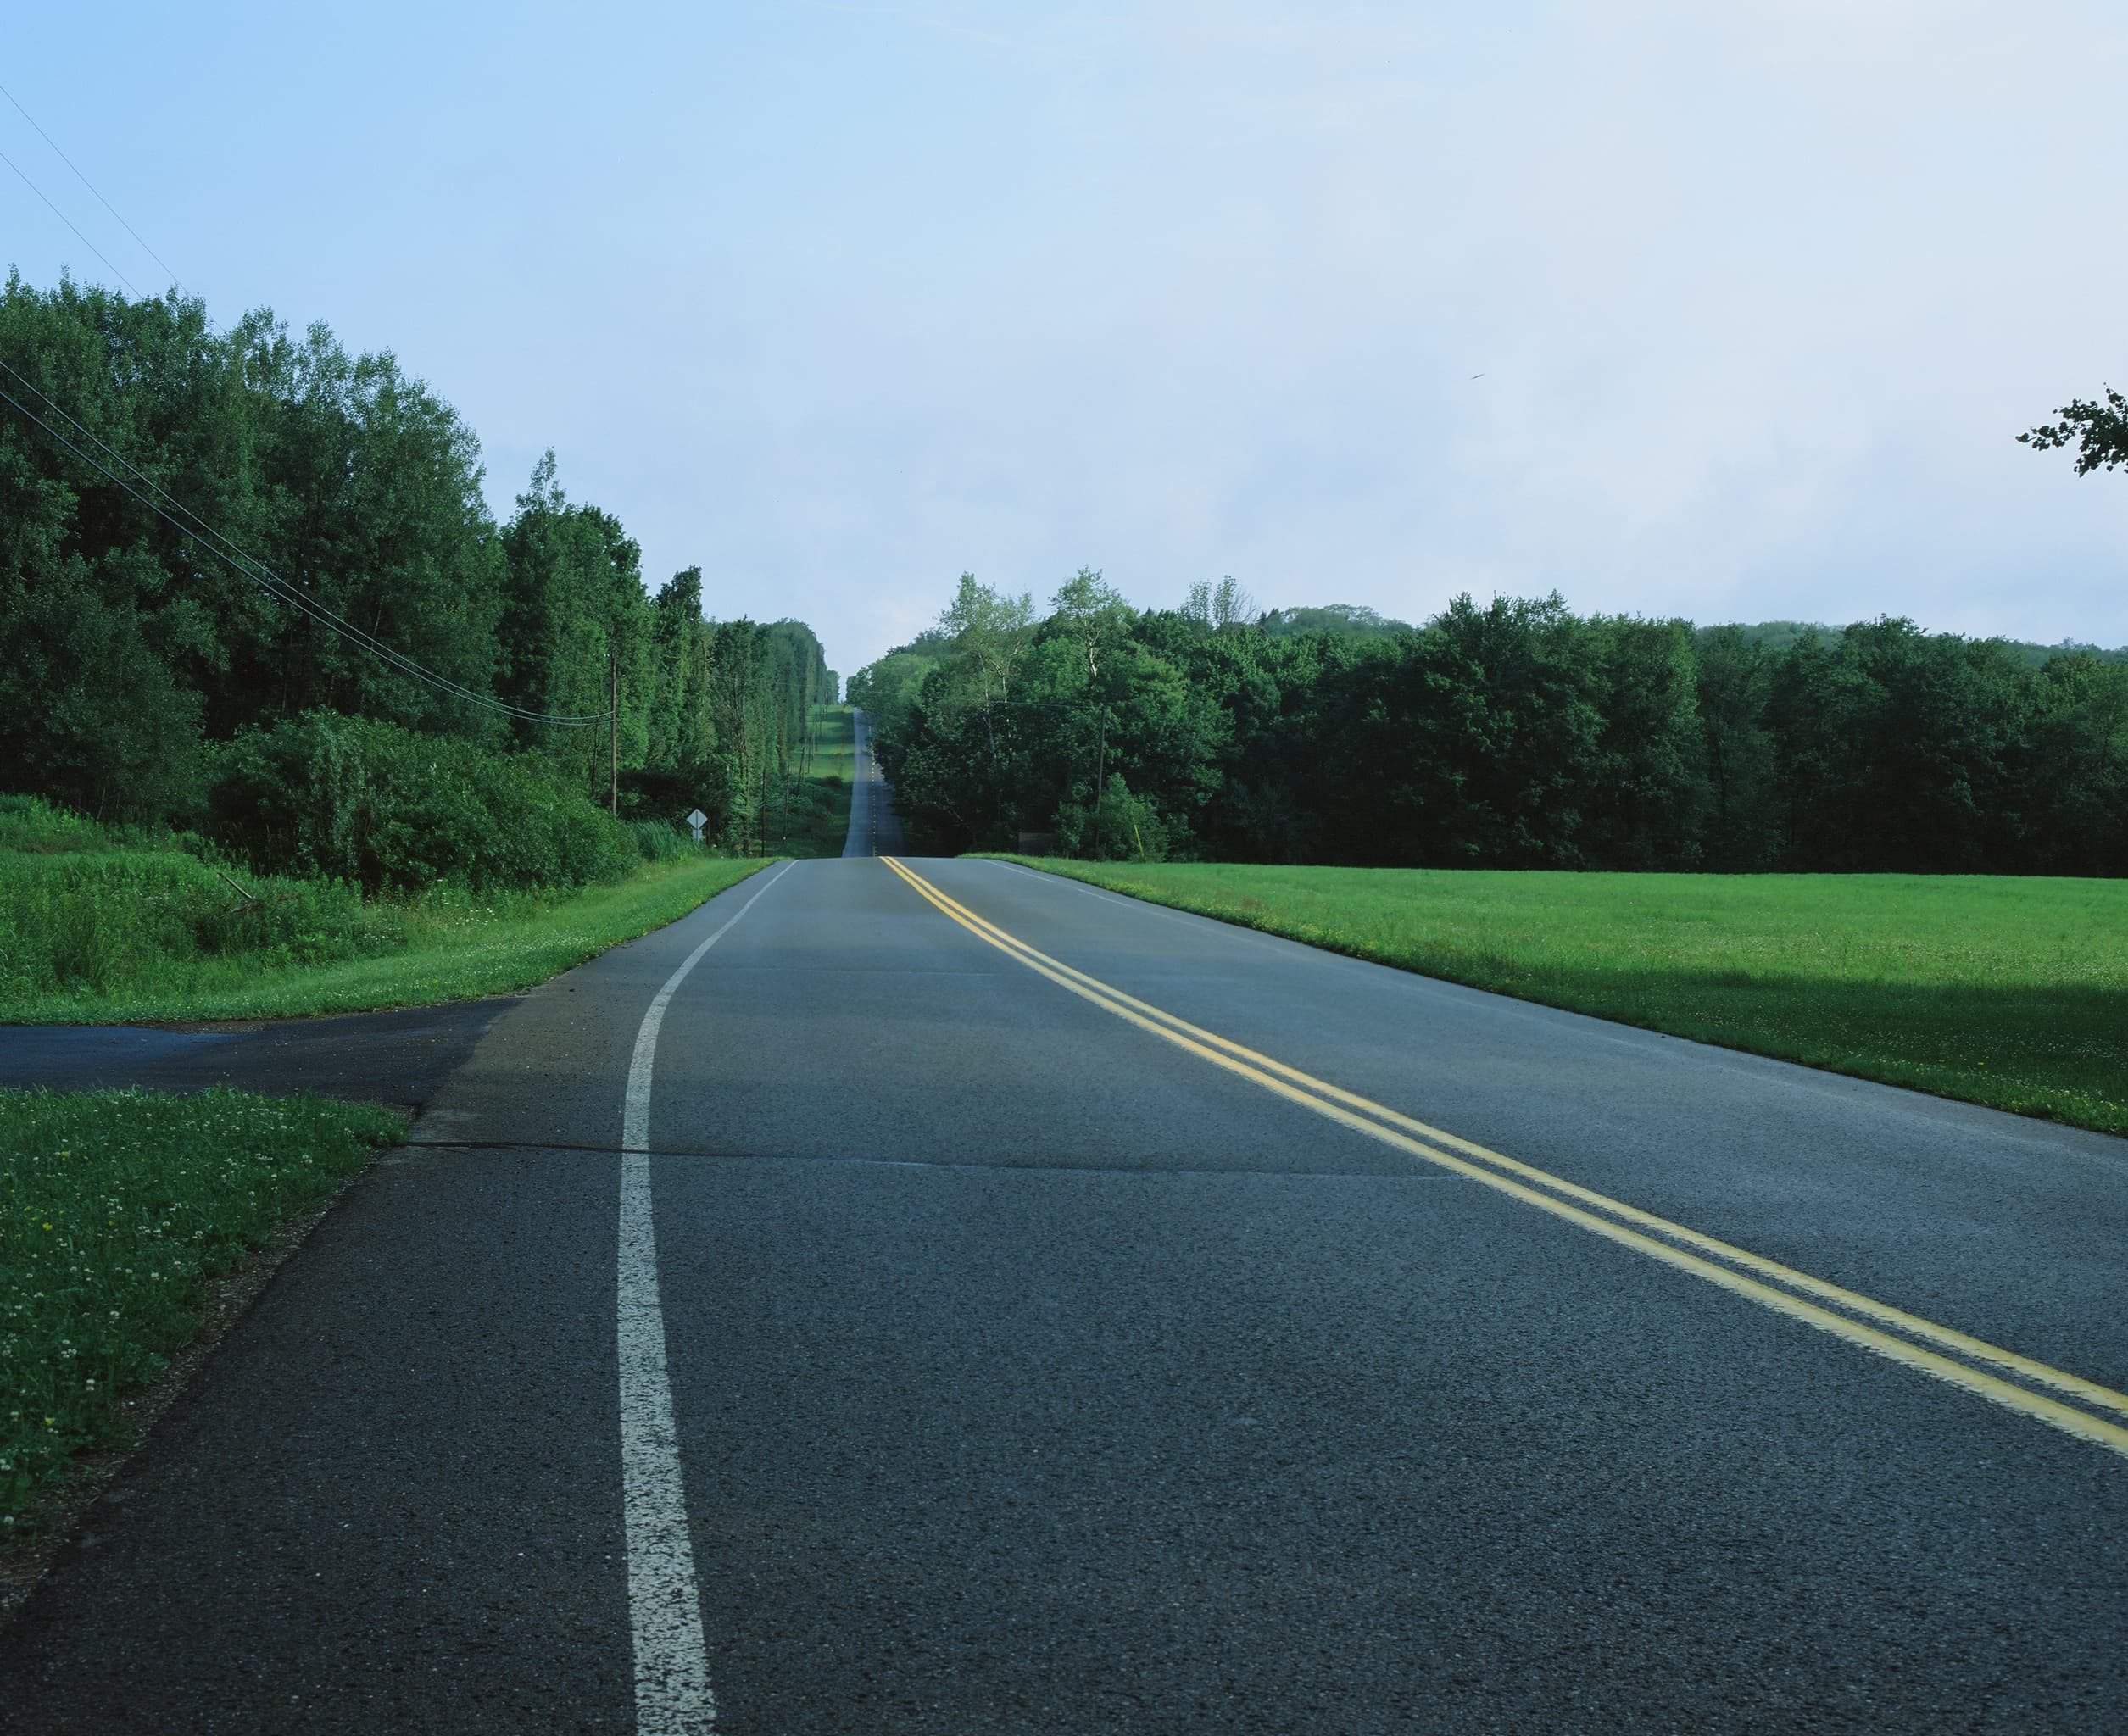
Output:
[
  {"xmin": 1046, "ymin": 570, "xmax": 1137, "ymax": 852},
  {"xmin": 1182, "ymin": 576, "xmax": 1259, "ymax": 632},
  {"xmin": 937, "ymin": 572, "xmax": 1034, "ymax": 787},
  {"xmin": 2021, "ymin": 387, "xmax": 2128, "ymax": 474},
  {"xmin": 1692, "ymin": 626, "xmax": 1780, "ymax": 869}
]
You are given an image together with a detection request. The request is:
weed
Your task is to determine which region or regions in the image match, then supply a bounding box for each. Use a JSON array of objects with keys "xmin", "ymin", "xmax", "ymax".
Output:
[{"xmin": 0, "ymin": 1088, "xmax": 404, "ymax": 1527}]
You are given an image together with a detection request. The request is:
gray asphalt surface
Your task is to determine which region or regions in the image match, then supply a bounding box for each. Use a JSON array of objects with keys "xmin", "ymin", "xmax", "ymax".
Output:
[
  {"xmin": 842, "ymin": 708, "xmax": 905, "ymax": 858},
  {"xmin": 0, "ymin": 999, "xmax": 514, "ymax": 1112},
  {"xmin": 4, "ymin": 838, "xmax": 2126, "ymax": 1729}
]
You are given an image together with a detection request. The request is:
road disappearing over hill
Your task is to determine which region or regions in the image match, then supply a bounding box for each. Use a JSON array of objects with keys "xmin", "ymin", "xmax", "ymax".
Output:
[
  {"xmin": 841, "ymin": 707, "xmax": 904, "ymax": 858},
  {"xmin": 4, "ymin": 854, "xmax": 2125, "ymax": 1732}
]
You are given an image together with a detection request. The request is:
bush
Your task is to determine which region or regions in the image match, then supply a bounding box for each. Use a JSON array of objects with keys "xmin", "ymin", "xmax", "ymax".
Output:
[
  {"xmin": 208, "ymin": 712, "xmax": 641, "ymax": 893},
  {"xmin": 1053, "ymin": 775, "xmax": 1173, "ymax": 861}
]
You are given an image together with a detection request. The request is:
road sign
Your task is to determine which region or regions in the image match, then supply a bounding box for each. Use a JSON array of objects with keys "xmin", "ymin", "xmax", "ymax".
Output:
[{"xmin": 686, "ymin": 807, "xmax": 707, "ymax": 842}]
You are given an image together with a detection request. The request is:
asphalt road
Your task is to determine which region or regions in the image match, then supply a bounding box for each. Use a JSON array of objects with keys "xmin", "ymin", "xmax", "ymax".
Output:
[
  {"xmin": 4, "ymin": 842, "xmax": 2127, "ymax": 1728},
  {"xmin": 842, "ymin": 708, "xmax": 905, "ymax": 858},
  {"xmin": 0, "ymin": 999, "xmax": 513, "ymax": 1112}
]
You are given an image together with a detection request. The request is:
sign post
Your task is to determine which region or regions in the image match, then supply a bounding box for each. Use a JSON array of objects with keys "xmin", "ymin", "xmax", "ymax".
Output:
[{"xmin": 686, "ymin": 807, "xmax": 707, "ymax": 844}]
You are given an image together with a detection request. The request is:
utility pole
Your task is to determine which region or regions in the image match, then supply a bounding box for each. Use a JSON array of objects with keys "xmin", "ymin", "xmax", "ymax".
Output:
[
  {"xmin": 1091, "ymin": 710, "xmax": 1107, "ymax": 858},
  {"xmin": 610, "ymin": 647, "xmax": 620, "ymax": 818}
]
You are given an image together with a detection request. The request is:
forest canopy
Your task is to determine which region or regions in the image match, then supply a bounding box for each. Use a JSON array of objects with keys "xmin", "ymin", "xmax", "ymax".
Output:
[
  {"xmin": 852, "ymin": 573, "xmax": 2128, "ymax": 876},
  {"xmin": 0, "ymin": 275, "xmax": 833, "ymax": 860}
]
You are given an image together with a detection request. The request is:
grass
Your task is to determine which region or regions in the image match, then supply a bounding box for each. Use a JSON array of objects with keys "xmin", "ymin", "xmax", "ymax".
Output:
[
  {"xmin": 1, "ymin": 850, "xmax": 770, "ymax": 1024},
  {"xmin": 988, "ymin": 859, "xmax": 2128, "ymax": 1139},
  {"xmin": 1, "ymin": 1088, "xmax": 405, "ymax": 1529},
  {"xmin": 760, "ymin": 704, "xmax": 856, "ymax": 859},
  {"xmin": 803, "ymin": 702, "xmax": 857, "ymax": 787}
]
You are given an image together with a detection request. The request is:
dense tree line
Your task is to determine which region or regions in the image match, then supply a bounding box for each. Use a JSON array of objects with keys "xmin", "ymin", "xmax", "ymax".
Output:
[
  {"xmin": 853, "ymin": 574, "xmax": 2128, "ymax": 875},
  {"xmin": 0, "ymin": 276, "xmax": 833, "ymax": 854}
]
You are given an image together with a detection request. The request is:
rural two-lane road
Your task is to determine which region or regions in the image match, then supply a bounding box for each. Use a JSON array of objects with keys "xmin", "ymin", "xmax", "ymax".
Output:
[{"xmin": 4, "ymin": 787, "xmax": 2126, "ymax": 1728}]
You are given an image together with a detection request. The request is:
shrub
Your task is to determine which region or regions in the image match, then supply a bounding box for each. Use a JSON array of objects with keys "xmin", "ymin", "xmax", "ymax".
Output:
[
  {"xmin": 1053, "ymin": 774, "xmax": 1173, "ymax": 861},
  {"xmin": 208, "ymin": 713, "xmax": 640, "ymax": 893}
]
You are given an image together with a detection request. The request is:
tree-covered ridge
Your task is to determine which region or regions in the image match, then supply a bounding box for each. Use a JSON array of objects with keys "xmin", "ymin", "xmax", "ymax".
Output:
[
  {"xmin": 853, "ymin": 576, "xmax": 2128, "ymax": 876},
  {"xmin": 1715, "ymin": 620, "xmax": 2125, "ymax": 668},
  {"xmin": 0, "ymin": 275, "xmax": 833, "ymax": 853}
]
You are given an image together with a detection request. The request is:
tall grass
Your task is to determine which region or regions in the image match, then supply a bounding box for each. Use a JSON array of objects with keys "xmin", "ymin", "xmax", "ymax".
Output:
[
  {"xmin": 994, "ymin": 860, "xmax": 2128, "ymax": 1138},
  {"xmin": 0, "ymin": 850, "xmax": 403, "ymax": 999},
  {"xmin": 0, "ymin": 797, "xmax": 769, "ymax": 1023}
]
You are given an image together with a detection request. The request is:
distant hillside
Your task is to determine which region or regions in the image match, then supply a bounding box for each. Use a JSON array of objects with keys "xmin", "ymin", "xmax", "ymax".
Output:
[{"xmin": 1714, "ymin": 620, "xmax": 2127, "ymax": 667}]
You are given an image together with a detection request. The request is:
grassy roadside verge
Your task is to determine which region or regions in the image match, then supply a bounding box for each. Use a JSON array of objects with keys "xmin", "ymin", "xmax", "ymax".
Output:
[
  {"xmin": 2, "ymin": 1088, "xmax": 405, "ymax": 1533},
  {"xmin": 987, "ymin": 858, "xmax": 2128, "ymax": 1139},
  {"xmin": 760, "ymin": 704, "xmax": 857, "ymax": 859},
  {"xmin": 3, "ymin": 854, "xmax": 770, "ymax": 1025}
]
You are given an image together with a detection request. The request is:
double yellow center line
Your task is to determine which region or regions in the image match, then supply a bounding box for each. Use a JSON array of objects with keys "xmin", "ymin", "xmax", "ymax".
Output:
[{"xmin": 882, "ymin": 854, "xmax": 2128, "ymax": 1462}]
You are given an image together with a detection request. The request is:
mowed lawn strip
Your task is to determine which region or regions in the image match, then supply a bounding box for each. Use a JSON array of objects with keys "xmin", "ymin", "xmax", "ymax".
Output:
[
  {"xmin": 1, "ymin": 1088, "xmax": 405, "ymax": 1529},
  {"xmin": 770, "ymin": 705, "xmax": 860, "ymax": 859},
  {"xmin": 806, "ymin": 701, "xmax": 858, "ymax": 787},
  {"xmin": 989, "ymin": 859, "xmax": 2128, "ymax": 1139},
  {"xmin": 2, "ymin": 854, "xmax": 770, "ymax": 1026}
]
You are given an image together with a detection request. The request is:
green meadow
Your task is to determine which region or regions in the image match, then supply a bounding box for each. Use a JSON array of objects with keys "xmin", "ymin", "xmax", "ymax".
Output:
[
  {"xmin": 994, "ymin": 860, "xmax": 2128, "ymax": 1138},
  {"xmin": 762, "ymin": 704, "xmax": 857, "ymax": 859},
  {"xmin": 805, "ymin": 702, "xmax": 859, "ymax": 788}
]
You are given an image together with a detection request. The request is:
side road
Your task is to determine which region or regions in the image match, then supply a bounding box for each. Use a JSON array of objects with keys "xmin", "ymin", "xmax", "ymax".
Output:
[{"xmin": 0, "ymin": 999, "xmax": 515, "ymax": 1113}]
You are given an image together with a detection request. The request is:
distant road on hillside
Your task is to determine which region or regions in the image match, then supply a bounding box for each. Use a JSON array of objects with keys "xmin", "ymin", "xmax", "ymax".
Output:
[
  {"xmin": 841, "ymin": 707, "xmax": 905, "ymax": 856},
  {"xmin": 4, "ymin": 855, "xmax": 2125, "ymax": 1731}
]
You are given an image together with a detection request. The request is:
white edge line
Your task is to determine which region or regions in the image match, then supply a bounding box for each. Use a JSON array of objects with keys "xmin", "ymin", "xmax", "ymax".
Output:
[{"xmin": 618, "ymin": 860, "xmax": 792, "ymax": 1734}]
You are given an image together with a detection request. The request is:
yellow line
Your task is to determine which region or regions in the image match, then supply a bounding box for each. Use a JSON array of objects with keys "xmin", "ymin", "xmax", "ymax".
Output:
[
  {"xmin": 881, "ymin": 854, "xmax": 2128, "ymax": 1463},
  {"xmin": 890, "ymin": 858, "xmax": 2128, "ymax": 1422}
]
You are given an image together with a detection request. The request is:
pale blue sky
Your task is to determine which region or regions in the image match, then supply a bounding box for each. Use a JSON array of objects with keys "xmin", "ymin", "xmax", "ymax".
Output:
[{"xmin": 7, "ymin": 3, "xmax": 2127, "ymax": 678}]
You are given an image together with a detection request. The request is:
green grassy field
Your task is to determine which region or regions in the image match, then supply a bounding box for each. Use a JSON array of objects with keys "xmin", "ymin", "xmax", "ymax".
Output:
[
  {"xmin": 1, "ymin": 851, "xmax": 769, "ymax": 1025},
  {"xmin": 760, "ymin": 704, "xmax": 856, "ymax": 859},
  {"xmin": 1, "ymin": 1088, "xmax": 405, "ymax": 1529},
  {"xmin": 991, "ymin": 860, "xmax": 2128, "ymax": 1138},
  {"xmin": 804, "ymin": 702, "xmax": 857, "ymax": 787}
]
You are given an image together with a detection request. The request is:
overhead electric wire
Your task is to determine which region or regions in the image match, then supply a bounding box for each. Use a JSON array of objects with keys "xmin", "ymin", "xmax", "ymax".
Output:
[
  {"xmin": 0, "ymin": 366, "xmax": 610, "ymax": 726},
  {"xmin": 0, "ymin": 80, "xmax": 183, "ymax": 291},
  {"xmin": 0, "ymin": 142, "xmax": 139, "ymax": 295},
  {"xmin": 0, "ymin": 357, "xmax": 502, "ymax": 709}
]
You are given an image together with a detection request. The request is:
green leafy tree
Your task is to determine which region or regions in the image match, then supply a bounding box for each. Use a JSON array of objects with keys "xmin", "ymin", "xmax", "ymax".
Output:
[{"xmin": 2021, "ymin": 387, "xmax": 2128, "ymax": 473}]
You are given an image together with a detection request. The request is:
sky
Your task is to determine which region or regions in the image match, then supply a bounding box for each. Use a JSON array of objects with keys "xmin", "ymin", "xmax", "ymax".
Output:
[{"xmin": 5, "ymin": 1, "xmax": 2128, "ymax": 680}]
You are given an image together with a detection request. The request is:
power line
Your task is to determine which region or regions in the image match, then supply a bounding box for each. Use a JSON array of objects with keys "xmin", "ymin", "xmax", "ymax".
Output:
[
  {"xmin": 0, "ymin": 365, "xmax": 610, "ymax": 726},
  {"xmin": 0, "ymin": 374, "xmax": 608, "ymax": 726},
  {"xmin": 0, "ymin": 142, "xmax": 138, "ymax": 296},
  {"xmin": 0, "ymin": 81, "xmax": 182, "ymax": 291}
]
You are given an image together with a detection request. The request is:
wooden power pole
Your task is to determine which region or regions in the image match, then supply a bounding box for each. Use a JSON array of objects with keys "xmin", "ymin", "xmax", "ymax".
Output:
[{"xmin": 610, "ymin": 648, "xmax": 620, "ymax": 817}]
